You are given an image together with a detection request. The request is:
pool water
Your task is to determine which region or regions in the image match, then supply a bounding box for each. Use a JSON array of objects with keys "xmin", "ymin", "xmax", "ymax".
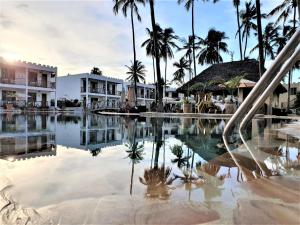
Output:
[{"xmin": 0, "ymin": 113, "xmax": 299, "ymax": 224}]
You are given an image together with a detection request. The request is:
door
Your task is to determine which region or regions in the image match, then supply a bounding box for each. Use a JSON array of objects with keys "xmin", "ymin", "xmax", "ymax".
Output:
[
  {"xmin": 42, "ymin": 74, "xmax": 48, "ymax": 88},
  {"xmin": 42, "ymin": 94, "xmax": 47, "ymax": 107}
]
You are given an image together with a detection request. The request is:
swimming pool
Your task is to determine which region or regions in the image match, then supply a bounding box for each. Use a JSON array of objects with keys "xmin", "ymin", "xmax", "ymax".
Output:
[{"xmin": 0, "ymin": 113, "xmax": 299, "ymax": 224}]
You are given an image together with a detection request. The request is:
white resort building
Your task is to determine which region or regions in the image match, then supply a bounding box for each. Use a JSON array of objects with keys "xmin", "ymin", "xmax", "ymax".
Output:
[
  {"xmin": 57, "ymin": 73, "xmax": 123, "ymax": 109},
  {"xmin": 0, "ymin": 57, "xmax": 57, "ymax": 110},
  {"xmin": 57, "ymin": 72, "xmax": 183, "ymax": 110}
]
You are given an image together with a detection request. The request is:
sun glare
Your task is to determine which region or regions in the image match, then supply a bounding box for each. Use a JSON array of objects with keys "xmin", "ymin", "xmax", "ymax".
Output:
[{"xmin": 3, "ymin": 52, "xmax": 21, "ymax": 62}]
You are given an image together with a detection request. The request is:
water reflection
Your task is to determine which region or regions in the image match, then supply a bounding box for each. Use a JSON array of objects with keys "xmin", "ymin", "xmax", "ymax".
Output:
[{"xmin": 0, "ymin": 113, "xmax": 299, "ymax": 224}]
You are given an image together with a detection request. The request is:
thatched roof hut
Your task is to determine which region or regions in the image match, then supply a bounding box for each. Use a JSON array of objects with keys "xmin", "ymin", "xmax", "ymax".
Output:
[{"xmin": 177, "ymin": 60, "xmax": 286, "ymax": 95}]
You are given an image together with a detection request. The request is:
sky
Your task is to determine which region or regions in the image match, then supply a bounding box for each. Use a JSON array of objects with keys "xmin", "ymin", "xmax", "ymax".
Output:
[{"xmin": 0, "ymin": 0, "xmax": 297, "ymax": 84}]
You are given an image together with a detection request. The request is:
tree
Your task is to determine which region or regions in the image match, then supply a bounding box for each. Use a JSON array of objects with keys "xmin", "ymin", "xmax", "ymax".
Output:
[
  {"xmin": 161, "ymin": 27, "xmax": 179, "ymax": 96},
  {"xmin": 148, "ymin": 0, "xmax": 164, "ymax": 112},
  {"xmin": 113, "ymin": 0, "xmax": 145, "ymax": 102},
  {"xmin": 268, "ymin": 0, "xmax": 298, "ymax": 28},
  {"xmin": 173, "ymin": 57, "xmax": 191, "ymax": 85},
  {"xmin": 179, "ymin": 35, "xmax": 197, "ymax": 80},
  {"xmin": 255, "ymin": 0, "xmax": 265, "ymax": 77},
  {"xmin": 197, "ymin": 29, "xmax": 229, "ymax": 65},
  {"xmin": 91, "ymin": 67, "xmax": 102, "ymax": 75},
  {"xmin": 177, "ymin": 0, "xmax": 219, "ymax": 82},
  {"xmin": 141, "ymin": 25, "xmax": 163, "ymax": 85},
  {"xmin": 268, "ymin": 0, "xmax": 298, "ymax": 111},
  {"xmin": 125, "ymin": 60, "xmax": 146, "ymax": 105},
  {"xmin": 250, "ymin": 22, "xmax": 280, "ymax": 60},
  {"xmin": 239, "ymin": 1, "xmax": 258, "ymax": 59},
  {"xmin": 233, "ymin": 0, "xmax": 243, "ymax": 60},
  {"xmin": 141, "ymin": 25, "xmax": 163, "ymax": 103}
]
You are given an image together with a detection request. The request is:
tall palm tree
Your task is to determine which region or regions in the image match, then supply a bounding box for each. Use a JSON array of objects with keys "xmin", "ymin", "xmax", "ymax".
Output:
[
  {"xmin": 268, "ymin": 0, "xmax": 298, "ymax": 28},
  {"xmin": 268, "ymin": 0, "xmax": 298, "ymax": 111},
  {"xmin": 125, "ymin": 60, "xmax": 146, "ymax": 105},
  {"xmin": 141, "ymin": 25, "xmax": 163, "ymax": 103},
  {"xmin": 173, "ymin": 57, "xmax": 191, "ymax": 85},
  {"xmin": 141, "ymin": 25, "xmax": 163, "ymax": 84},
  {"xmin": 233, "ymin": 0, "xmax": 243, "ymax": 60},
  {"xmin": 179, "ymin": 36, "xmax": 197, "ymax": 80},
  {"xmin": 250, "ymin": 23, "xmax": 280, "ymax": 60},
  {"xmin": 255, "ymin": 0, "xmax": 264, "ymax": 77},
  {"xmin": 148, "ymin": 0, "xmax": 164, "ymax": 112},
  {"xmin": 239, "ymin": 1, "xmax": 257, "ymax": 59},
  {"xmin": 113, "ymin": 0, "xmax": 145, "ymax": 90},
  {"xmin": 161, "ymin": 28, "xmax": 179, "ymax": 96},
  {"xmin": 177, "ymin": 0, "xmax": 219, "ymax": 79},
  {"xmin": 197, "ymin": 29, "xmax": 229, "ymax": 65}
]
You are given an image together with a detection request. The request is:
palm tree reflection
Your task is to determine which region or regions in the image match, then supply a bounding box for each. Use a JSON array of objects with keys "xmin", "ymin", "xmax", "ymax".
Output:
[
  {"xmin": 125, "ymin": 118, "xmax": 144, "ymax": 195},
  {"xmin": 170, "ymin": 144, "xmax": 190, "ymax": 168},
  {"xmin": 139, "ymin": 118, "xmax": 176, "ymax": 200}
]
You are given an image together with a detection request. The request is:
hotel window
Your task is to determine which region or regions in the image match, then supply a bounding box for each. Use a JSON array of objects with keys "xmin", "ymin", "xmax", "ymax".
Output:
[{"xmin": 291, "ymin": 88, "xmax": 297, "ymax": 95}]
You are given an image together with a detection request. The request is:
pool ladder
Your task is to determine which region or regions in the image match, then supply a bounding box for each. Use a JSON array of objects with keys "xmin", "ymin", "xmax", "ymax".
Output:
[{"xmin": 223, "ymin": 28, "xmax": 300, "ymax": 152}]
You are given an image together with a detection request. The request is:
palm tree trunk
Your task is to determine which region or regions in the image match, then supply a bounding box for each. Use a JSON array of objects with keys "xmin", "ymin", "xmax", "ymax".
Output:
[
  {"xmin": 130, "ymin": 162, "xmax": 134, "ymax": 195},
  {"xmin": 152, "ymin": 55, "xmax": 158, "ymax": 103},
  {"xmin": 236, "ymin": 5, "xmax": 243, "ymax": 60},
  {"xmin": 256, "ymin": 0, "xmax": 264, "ymax": 77},
  {"xmin": 164, "ymin": 59, "xmax": 167, "ymax": 99},
  {"xmin": 131, "ymin": 6, "xmax": 138, "ymax": 106},
  {"xmin": 244, "ymin": 35, "xmax": 248, "ymax": 59},
  {"xmin": 287, "ymin": 71, "xmax": 292, "ymax": 111},
  {"xmin": 149, "ymin": 0, "xmax": 163, "ymax": 112},
  {"xmin": 191, "ymin": 2, "xmax": 197, "ymax": 80},
  {"xmin": 154, "ymin": 119, "xmax": 163, "ymax": 169}
]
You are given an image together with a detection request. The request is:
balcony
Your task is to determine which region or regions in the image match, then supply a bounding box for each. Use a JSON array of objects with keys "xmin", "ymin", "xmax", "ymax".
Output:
[
  {"xmin": 0, "ymin": 78, "xmax": 26, "ymax": 85},
  {"xmin": 89, "ymin": 87, "xmax": 105, "ymax": 94},
  {"xmin": 107, "ymin": 90, "xmax": 118, "ymax": 96},
  {"xmin": 28, "ymin": 81, "xmax": 54, "ymax": 89}
]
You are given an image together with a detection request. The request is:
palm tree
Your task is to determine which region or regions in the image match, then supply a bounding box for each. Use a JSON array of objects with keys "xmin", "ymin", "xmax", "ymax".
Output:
[
  {"xmin": 233, "ymin": 0, "xmax": 243, "ymax": 60},
  {"xmin": 239, "ymin": 1, "xmax": 257, "ymax": 59},
  {"xmin": 113, "ymin": 0, "xmax": 145, "ymax": 93},
  {"xmin": 177, "ymin": 0, "xmax": 219, "ymax": 80},
  {"xmin": 125, "ymin": 60, "xmax": 146, "ymax": 105},
  {"xmin": 197, "ymin": 29, "xmax": 229, "ymax": 65},
  {"xmin": 173, "ymin": 57, "xmax": 191, "ymax": 85},
  {"xmin": 141, "ymin": 25, "xmax": 163, "ymax": 103},
  {"xmin": 268, "ymin": 0, "xmax": 298, "ymax": 28},
  {"xmin": 161, "ymin": 28, "xmax": 179, "ymax": 97},
  {"xmin": 141, "ymin": 25, "xmax": 163, "ymax": 83},
  {"xmin": 255, "ymin": 0, "xmax": 264, "ymax": 77},
  {"xmin": 250, "ymin": 23, "xmax": 280, "ymax": 60},
  {"xmin": 268, "ymin": 0, "xmax": 298, "ymax": 111},
  {"xmin": 148, "ymin": 0, "xmax": 164, "ymax": 112},
  {"xmin": 179, "ymin": 36, "xmax": 196, "ymax": 80}
]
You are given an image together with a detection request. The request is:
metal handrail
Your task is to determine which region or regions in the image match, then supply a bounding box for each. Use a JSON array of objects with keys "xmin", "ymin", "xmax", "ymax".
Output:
[
  {"xmin": 240, "ymin": 48, "xmax": 300, "ymax": 132},
  {"xmin": 223, "ymin": 28, "xmax": 300, "ymax": 145}
]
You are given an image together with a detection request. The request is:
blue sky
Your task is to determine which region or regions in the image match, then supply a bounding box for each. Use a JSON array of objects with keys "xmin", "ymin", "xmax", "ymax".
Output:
[{"xmin": 0, "ymin": 0, "xmax": 297, "ymax": 84}]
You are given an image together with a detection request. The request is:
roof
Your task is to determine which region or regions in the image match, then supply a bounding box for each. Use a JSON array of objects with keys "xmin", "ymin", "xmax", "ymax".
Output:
[{"xmin": 177, "ymin": 59, "xmax": 286, "ymax": 94}]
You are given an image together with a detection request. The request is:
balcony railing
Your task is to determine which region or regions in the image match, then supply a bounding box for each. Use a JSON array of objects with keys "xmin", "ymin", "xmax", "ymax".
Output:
[
  {"xmin": 0, "ymin": 78, "xmax": 26, "ymax": 85},
  {"xmin": 28, "ymin": 81, "xmax": 54, "ymax": 89},
  {"xmin": 89, "ymin": 87, "xmax": 106, "ymax": 94},
  {"xmin": 0, "ymin": 100, "xmax": 49, "ymax": 109}
]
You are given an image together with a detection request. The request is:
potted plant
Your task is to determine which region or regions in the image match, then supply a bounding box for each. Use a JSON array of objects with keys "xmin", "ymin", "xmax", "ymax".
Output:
[{"xmin": 183, "ymin": 97, "xmax": 192, "ymax": 113}]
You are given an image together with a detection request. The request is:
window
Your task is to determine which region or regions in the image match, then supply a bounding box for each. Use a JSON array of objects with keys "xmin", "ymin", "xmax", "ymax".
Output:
[{"xmin": 291, "ymin": 87, "xmax": 297, "ymax": 95}]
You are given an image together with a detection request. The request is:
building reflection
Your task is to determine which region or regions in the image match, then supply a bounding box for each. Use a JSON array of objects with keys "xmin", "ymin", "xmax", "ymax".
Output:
[{"xmin": 0, "ymin": 114, "xmax": 56, "ymax": 161}]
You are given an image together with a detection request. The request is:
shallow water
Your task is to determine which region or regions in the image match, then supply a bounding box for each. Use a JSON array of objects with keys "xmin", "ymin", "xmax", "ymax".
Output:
[{"xmin": 0, "ymin": 113, "xmax": 299, "ymax": 224}]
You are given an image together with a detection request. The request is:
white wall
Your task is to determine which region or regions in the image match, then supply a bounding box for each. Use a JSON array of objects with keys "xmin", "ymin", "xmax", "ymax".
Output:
[{"xmin": 57, "ymin": 75, "xmax": 82, "ymax": 100}]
